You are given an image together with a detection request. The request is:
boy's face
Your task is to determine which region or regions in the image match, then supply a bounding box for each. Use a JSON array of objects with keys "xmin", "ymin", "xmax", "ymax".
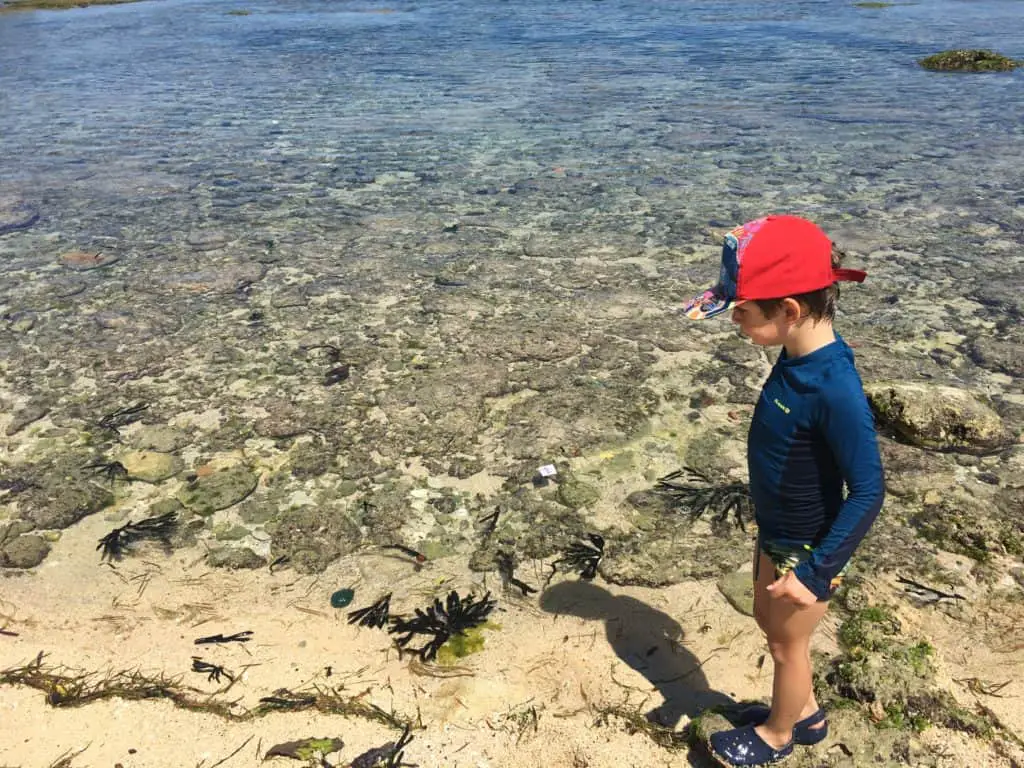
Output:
[{"xmin": 730, "ymin": 301, "xmax": 789, "ymax": 346}]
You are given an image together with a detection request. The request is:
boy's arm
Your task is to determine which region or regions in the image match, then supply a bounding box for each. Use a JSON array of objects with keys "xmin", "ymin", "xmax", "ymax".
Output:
[{"xmin": 791, "ymin": 384, "xmax": 885, "ymax": 600}]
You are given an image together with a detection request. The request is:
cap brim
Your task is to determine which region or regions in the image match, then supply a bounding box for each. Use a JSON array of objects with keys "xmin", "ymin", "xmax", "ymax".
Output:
[{"xmin": 683, "ymin": 288, "xmax": 735, "ymax": 320}]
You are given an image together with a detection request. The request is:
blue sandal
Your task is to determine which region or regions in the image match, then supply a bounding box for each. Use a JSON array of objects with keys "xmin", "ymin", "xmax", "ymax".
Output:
[
  {"xmin": 710, "ymin": 724, "xmax": 793, "ymax": 767},
  {"xmin": 734, "ymin": 705, "xmax": 828, "ymax": 745}
]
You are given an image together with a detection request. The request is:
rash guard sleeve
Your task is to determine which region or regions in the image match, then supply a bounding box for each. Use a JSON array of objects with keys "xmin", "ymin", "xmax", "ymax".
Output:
[{"xmin": 792, "ymin": 382, "xmax": 885, "ymax": 599}]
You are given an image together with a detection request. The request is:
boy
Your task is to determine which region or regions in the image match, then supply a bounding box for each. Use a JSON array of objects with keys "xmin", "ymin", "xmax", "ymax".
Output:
[{"xmin": 682, "ymin": 215, "xmax": 885, "ymax": 766}]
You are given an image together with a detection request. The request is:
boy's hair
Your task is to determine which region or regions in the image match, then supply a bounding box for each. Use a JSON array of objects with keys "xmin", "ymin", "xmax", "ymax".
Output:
[{"xmin": 754, "ymin": 245, "xmax": 846, "ymax": 322}]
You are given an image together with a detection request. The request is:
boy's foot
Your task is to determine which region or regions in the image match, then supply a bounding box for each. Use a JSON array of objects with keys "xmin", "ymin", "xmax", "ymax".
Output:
[
  {"xmin": 734, "ymin": 705, "xmax": 829, "ymax": 745},
  {"xmin": 709, "ymin": 724, "xmax": 793, "ymax": 766}
]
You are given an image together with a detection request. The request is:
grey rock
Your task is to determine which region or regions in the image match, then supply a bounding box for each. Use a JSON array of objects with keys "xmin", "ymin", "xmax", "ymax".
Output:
[
  {"xmin": 270, "ymin": 286, "xmax": 308, "ymax": 308},
  {"xmin": 717, "ymin": 569, "xmax": 756, "ymax": 617},
  {"xmin": 207, "ymin": 547, "xmax": 266, "ymax": 570},
  {"xmin": 1, "ymin": 534, "xmax": 50, "ymax": 569},
  {"xmin": 131, "ymin": 425, "xmax": 190, "ymax": 453},
  {"xmin": 22, "ymin": 482, "xmax": 115, "ymax": 530},
  {"xmin": 185, "ymin": 229, "xmax": 233, "ymax": 251},
  {"xmin": 865, "ymin": 382, "xmax": 1010, "ymax": 454},
  {"xmin": 270, "ymin": 506, "xmax": 362, "ymax": 573},
  {"xmin": 0, "ymin": 195, "xmax": 39, "ymax": 235},
  {"xmin": 6, "ymin": 402, "xmax": 49, "ymax": 436}
]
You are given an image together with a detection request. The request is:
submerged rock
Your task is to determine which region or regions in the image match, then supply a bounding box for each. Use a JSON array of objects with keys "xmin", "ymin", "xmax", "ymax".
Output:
[
  {"xmin": 120, "ymin": 451, "xmax": 182, "ymax": 483},
  {"xmin": 556, "ymin": 478, "xmax": 601, "ymax": 510},
  {"xmin": 0, "ymin": 195, "xmax": 39, "ymax": 235},
  {"xmin": 178, "ymin": 465, "xmax": 259, "ymax": 516},
  {"xmin": 21, "ymin": 482, "xmax": 115, "ymax": 530},
  {"xmin": 919, "ymin": 49, "xmax": 1020, "ymax": 72},
  {"xmin": 59, "ymin": 251, "xmax": 119, "ymax": 271},
  {"xmin": 0, "ymin": 534, "xmax": 50, "ymax": 569},
  {"xmin": 185, "ymin": 229, "xmax": 233, "ymax": 251},
  {"xmin": 130, "ymin": 425, "xmax": 190, "ymax": 453},
  {"xmin": 206, "ymin": 547, "xmax": 266, "ymax": 570},
  {"xmin": 966, "ymin": 336, "xmax": 1024, "ymax": 378},
  {"xmin": 269, "ymin": 505, "xmax": 362, "ymax": 573},
  {"xmin": 865, "ymin": 382, "xmax": 1010, "ymax": 454},
  {"xmin": 5, "ymin": 401, "xmax": 50, "ymax": 436}
]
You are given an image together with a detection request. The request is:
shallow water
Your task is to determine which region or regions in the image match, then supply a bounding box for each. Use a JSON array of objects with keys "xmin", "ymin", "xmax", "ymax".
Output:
[
  {"xmin": 0, "ymin": 0, "xmax": 1022, "ymax": 572},
  {"xmin": 2, "ymin": 0, "xmax": 1022, "ymax": 234}
]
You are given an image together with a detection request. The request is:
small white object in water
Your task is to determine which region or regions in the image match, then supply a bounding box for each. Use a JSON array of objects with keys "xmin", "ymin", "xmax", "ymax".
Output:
[{"xmin": 538, "ymin": 464, "xmax": 558, "ymax": 478}]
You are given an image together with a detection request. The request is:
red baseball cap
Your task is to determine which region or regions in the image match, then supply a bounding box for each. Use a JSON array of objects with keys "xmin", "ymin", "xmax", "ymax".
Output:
[{"xmin": 683, "ymin": 215, "xmax": 867, "ymax": 320}]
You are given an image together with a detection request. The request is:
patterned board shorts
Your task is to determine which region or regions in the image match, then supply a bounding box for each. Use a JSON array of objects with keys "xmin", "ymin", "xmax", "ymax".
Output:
[{"xmin": 757, "ymin": 538, "xmax": 846, "ymax": 598}]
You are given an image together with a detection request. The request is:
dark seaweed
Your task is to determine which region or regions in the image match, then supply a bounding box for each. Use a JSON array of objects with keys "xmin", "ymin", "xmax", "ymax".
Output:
[
  {"xmin": 348, "ymin": 593, "xmax": 392, "ymax": 629},
  {"xmin": 497, "ymin": 552, "xmax": 537, "ymax": 596},
  {"xmin": 96, "ymin": 510, "xmax": 178, "ymax": 562},
  {"xmin": 388, "ymin": 591, "xmax": 495, "ymax": 662},
  {"xmin": 548, "ymin": 532, "xmax": 605, "ymax": 583},
  {"xmin": 349, "ymin": 725, "xmax": 415, "ymax": 768},
  {"xmin": 655, "ymin": 467, "xmax": 752, "ymax": 532},
  {"xmin": 190, "ymin": 657, "xmax": 234, "ymax": 684}
]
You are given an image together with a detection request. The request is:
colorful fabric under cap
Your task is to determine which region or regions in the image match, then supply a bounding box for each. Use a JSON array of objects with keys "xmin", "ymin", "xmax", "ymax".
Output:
[{"xmin": 683, "ymin": 215, "xmax": 867, "ymax": 320}]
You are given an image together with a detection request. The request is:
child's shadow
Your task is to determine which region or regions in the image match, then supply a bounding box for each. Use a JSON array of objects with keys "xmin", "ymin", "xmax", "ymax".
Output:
[{"xmin": 540, "ymin": 580, "xmax": 734, "ymax": 729}]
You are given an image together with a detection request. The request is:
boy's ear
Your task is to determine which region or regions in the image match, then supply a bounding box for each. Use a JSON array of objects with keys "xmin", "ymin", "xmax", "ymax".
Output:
[{"xmin": 781, "ymin": 297, "xmax": 804, "ymax": 324}]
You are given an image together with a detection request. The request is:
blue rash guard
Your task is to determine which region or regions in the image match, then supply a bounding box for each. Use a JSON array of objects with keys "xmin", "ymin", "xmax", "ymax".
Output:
[{"xmin": 748, "ymin": 335, "xmax": 885, "ymax": 600}]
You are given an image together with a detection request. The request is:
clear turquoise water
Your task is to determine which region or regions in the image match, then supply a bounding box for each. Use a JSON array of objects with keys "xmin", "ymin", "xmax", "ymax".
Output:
[
  {"xmin": 2, "ymin": 0, "xmax": 1022, "ymax": 225},
  {"xmin": 0, "ymin": 0, "xmax": 1021, "ymax": 364}
]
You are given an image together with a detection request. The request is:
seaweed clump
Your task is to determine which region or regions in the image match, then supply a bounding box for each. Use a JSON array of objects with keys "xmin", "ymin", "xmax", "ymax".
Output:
[
  {"xmin": 919, "ymin": 49, "xmax": 1020, "ymax": 72},
  {"xmin": 389, "ymin": 591, "xmax": 496, "ymax": 662},
  {"xmin": 97, "ymin": 511, "xmax": 178, "ymax": 562},
  {"xmin": 547, "ymin": 533, "xmax": 605, "ymax": 582},
  {"xmin": 655, "ymin": 468, "xmax": 752, "ymax": 532}
]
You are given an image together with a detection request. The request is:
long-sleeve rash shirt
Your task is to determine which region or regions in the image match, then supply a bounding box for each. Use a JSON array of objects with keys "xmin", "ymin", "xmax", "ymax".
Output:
[{"xmin": 748, "ymin": 336, "xmax": 885, "ymax": 599}]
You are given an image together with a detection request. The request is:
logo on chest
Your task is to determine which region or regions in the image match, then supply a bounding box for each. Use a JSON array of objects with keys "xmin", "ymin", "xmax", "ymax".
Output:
[{"xmin": 773, "ymin": 398, "xmax": 791, "ymax": 414}]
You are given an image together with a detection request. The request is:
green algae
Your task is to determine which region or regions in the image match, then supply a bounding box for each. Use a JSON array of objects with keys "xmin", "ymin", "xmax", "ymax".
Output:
[
  {"xmin": 434, "ymin": 622, "xmax": 500, "ymax": 665},
  {"xmin": 816, "ymin": 604, "xmax": 1001, "ymax": 741},
  {"xmin": 919, "ymin": 49, "xmax": 1020, "ymax": 72},
  {"xmin": 0, "ymin": 0, "xmax": 147, "ymax": 11}
]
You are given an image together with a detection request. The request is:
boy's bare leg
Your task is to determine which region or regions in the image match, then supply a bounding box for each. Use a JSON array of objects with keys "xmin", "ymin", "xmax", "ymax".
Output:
[{"xmin": 753, "ymin": 551, "xmax": 828, "ymax": 748}]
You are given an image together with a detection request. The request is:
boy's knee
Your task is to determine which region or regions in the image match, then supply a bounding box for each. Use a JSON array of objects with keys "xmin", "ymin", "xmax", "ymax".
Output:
[{"xmin": 766, "ymin": 637, "xmax": 808, "ymax": 665}]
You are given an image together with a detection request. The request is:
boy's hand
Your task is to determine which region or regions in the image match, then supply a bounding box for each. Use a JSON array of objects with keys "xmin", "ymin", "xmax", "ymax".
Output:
[{"xmin": 766, "ymin": 570, "xmax": 818, "ymax": 607}]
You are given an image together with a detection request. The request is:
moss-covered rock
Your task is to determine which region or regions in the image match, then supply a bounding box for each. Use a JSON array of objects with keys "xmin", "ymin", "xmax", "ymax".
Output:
[
  {"xmin": 177, "ymin": 465, "xmax": 259, "ymax": 516},
  {"xmin": 717, "ymin": 569, "xmax": 755, "ymax": 616},
  {"xmin": 556, "ymin": 478, "xmax": 600, "ymax": 510},
  {"xmin": 0, "ymin": 533, "xmax": 50, "ymax": 568},
  {"xmin": 816, "ymin": 604, "xmax": 1000, "ymax": 743},
  {"xmin": 289, "ymin": 441, "xmax": 335, "ymax": 479},
  {"xmin": 269, "ymin": 505, "xmax": 362, "ymax": 573},
  {"xmin": 206, "ymin": 547, "xmax": 266, "ymax": 570},
  {"xmin": 865, "ymin": 382, "xmax": 1009, "ymax": 454},
  {"xmin": 21, "ymin": 481, "xmax": 114, "ymax": 530},
  {"xmin": 919, "ymin": 49, "xmax": 1020, "ymax": 72},
  {"xmin": 910, "ymin": 490, "xmax": 1024, "ymax": 564},
  {"xmin": 120, "ymin": 451, "xmax": 182, "ymax": 483}
]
